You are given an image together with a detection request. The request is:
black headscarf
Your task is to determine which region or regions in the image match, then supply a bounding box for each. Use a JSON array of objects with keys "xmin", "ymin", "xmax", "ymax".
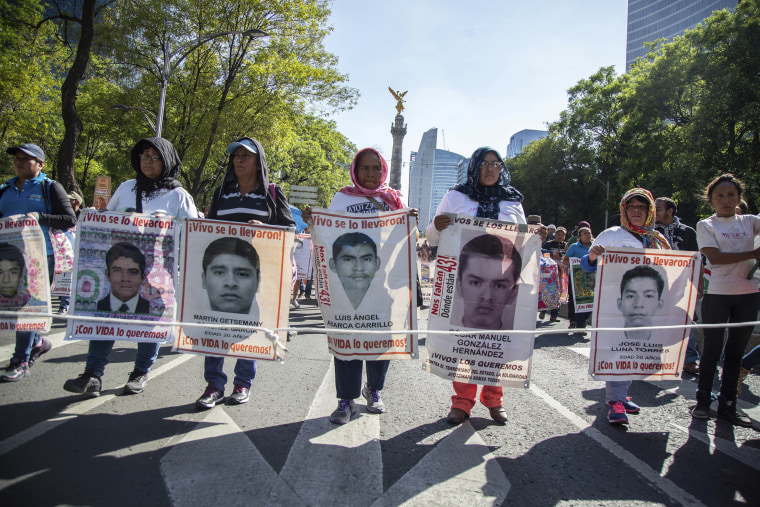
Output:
[
  {"xmin": 453, "ymin": 146, "xmax": 523, "ymax": 219},
  {"xmin": 130, "ymin": 137, "xmax": 182, "ymax": 212}
]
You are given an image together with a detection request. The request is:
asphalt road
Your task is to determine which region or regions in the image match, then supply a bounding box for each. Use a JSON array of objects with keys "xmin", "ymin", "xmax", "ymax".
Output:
[{"xmin": 1, "ymin": 300, "xmax": 759, "ymax": 506}]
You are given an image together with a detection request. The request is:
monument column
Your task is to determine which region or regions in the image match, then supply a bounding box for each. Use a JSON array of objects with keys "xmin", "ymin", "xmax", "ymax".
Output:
[{"xmin": 388, "ymin": 87, "xmax": 408, "ymax": 191}]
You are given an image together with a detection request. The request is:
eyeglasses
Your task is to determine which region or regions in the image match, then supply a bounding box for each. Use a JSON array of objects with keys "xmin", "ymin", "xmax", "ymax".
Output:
[
  {"xmin": 479, "ymin": 161, "xmax": 503, "ymax": 170},
  {"xmin": 139, "ymin": 154, "xmax": 161, "ymax": 162}
]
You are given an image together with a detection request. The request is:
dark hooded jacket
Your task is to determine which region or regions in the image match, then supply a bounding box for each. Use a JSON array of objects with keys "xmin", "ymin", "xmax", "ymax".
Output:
[
  {"xmin": 207, "ymin": 137, "xmax": 295, "ymax": 227},
  {"xmin": 130, "ymin": 137, "xmax": 182, "ymax": 213}
]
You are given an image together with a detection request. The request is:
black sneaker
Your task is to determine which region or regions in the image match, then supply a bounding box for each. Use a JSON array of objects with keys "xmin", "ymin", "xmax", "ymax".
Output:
[
  {"xmin": 1, "ymin": 358, "xmax": 29, "ymax": 382},
  {"xmin": 28, "ymin": 338, "xmax": 52, "ymax": 367},
  {"xmin": 196, "ymin": 383, "xmax": 224, "ymax": 409},
  {"xmin": 718, "ymin": 397, "xmax": 752, "ymax": 427},
  {"xmin": 123, "ymin": 369, "xmax": 148, "ymax": 394},
  {"xmin": 63, "ymin": 371, "xmax": 102, "ymax": 397}
]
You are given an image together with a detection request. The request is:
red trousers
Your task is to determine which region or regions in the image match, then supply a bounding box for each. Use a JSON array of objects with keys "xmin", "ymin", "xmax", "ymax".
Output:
[{"xmin": 451, "ymin": 381, "xmax": 503, "ymax": 414}]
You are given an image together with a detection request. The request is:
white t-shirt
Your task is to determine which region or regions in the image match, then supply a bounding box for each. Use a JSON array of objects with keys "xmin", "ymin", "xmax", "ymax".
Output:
[
  {"xmin": 328, "ymin": 192, "xmax": 395, "ymax": 213},
  {"xmin": 697, "ymin": 214, "xmax": 760, "ymax": 295},
  {"xmin": 108, "ymin": 180, "xmax": 199, "ymax": 218},
  {"xmin": 425, "ymin": 189, "xmax": 526, "ymax": 246},
  {"xmin": 591, "ymin": 226, "xmax": 644, "ymax": 249}
]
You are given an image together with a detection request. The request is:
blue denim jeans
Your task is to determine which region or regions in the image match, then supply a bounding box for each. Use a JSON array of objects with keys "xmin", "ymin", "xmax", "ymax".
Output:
[
  {"xmin": 85, "ymin": 340, "xmax": 161, "ymax": 378},
  {"xmin": 742, "ymin": 344, "xmax": 760, "ymax": 370},
  {"xmin": 204, "ymin": 357, "xmax": 257, "ymax": 391},
  {"xmin": 606, "ymin": 380, "xmax": 632, "ymax": 403},
  {"xmin": 334, "ymin": 357, "xmax": 390, "ymax": 400},
  {"xmin": 13, "ymin": 255, "xmax": 54, "ymax": 362},
  {"xmin": 685, "ymin": 328, "xmax": 700, "ymax": 364}
]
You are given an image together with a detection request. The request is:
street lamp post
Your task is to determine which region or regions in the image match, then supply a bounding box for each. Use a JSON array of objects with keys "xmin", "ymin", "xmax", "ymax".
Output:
[
  {"xmin": 592, "ymin": 176, "xmax": 610, "ymax": 229},
  {"xmin": 154, "ymin": 28, "xmax": 268, "ymax": 137},
  {"xmin": 111, "ymin": 104, "xmax": 158, "ymax": 135}
]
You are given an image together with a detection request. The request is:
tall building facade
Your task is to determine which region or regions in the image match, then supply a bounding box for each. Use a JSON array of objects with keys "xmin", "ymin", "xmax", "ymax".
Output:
[
  {"xmin": 626, "ymin": 0, "xmax": 739, "ymax": 70},
  {"xmin": 506, "ymin": 129, "xmax": 548, "ymax": 159},
  {"xmin": 407, "ymin": 128, "xmax": 466, "ymax": 231}
]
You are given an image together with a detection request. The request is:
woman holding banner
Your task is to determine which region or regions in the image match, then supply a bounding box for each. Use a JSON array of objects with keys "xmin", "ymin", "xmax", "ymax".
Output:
[
  {"xmin": 304, "ymin": 147, "xmax": 416, "ymax": 424},
  {"xmin": 692, "ymin": 174, "xmax": 759, "ymax": 427},
  {"xmin": 563, "ymin": 225, "xmax": 594, "ymax": 335},
  {"xmin": 195, "ymin": 137, "xmax": 294, "ymax": 409},
  {"xmin": 580, "ymin": 188, "xmax": 670, "ymax": 425},
  {"xmin": 426, "ymin": 147, "xmax": 531, "ymax": 426},
  {"xmin": 63, "ymin": 137, "xmax": 198, "ymax": 397}
]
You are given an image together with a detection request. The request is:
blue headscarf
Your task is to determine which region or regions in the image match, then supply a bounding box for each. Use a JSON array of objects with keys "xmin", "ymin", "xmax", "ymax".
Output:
[{"xmin": 453, "ymin": 147, "xmax": 523, "ymax": 219}]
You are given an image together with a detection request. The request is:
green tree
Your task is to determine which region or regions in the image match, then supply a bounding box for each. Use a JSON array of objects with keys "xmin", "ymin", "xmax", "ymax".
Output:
[
  {"xmin": 101, "ymin": 0, "xmax": 358, "ymax": 204},
  {"xmin": 0, "ymin": 1, "xmax": 64, "ymax": 178}
]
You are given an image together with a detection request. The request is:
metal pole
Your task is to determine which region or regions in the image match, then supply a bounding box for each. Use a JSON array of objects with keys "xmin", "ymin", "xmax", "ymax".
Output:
[
  {"xmin": 605, "ymin": 180, "xmax": 609, "ymax": 228},
  {"xmin": 156, "ymin": 43, "xmax": 169, "ymax": 137}
]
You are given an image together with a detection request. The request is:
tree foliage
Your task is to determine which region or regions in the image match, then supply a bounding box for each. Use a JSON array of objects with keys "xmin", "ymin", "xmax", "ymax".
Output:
[
  {"xmin": 511, "ymin": 0, "xmax": 760, "ymax": 231},
  {"xmin": 1, "ymin": 0, "xmax": 357, "ymax": 208}
]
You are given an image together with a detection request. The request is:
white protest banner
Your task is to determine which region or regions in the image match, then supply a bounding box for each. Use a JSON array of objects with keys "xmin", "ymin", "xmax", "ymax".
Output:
[
  {"xmin": 293, "ymin": 233, "xmax": 312, "ymax": 279},
  {"xmin": 311, "ymin": 207, "xmax": 417, "ymax": 360},
  {"xmin": 51, "ymin": 271, "xmax": 72, "ymax": 297},
  {"xmin": 569, "ymin": 257, "xmax": 595, "ymax": 312},
  {"xmin": 65, "ymin": 211, "xmax": 177, "ymax": 343},
  {"xmin": 175, "ymin": 220, "xmax": 294, "ymax": 361},
  {"xmin": 0, "ymin": 215, "xmax": 51, "ymax": 332},
  {"xmin": 423, "ymin": 214, "xmax": 542, "ymax": 388},
  {"xmin": 588, "ymin": 248, "xmax": 701, "ymax": 381},
  {"xmin": 417, "ymin": 238, "xmax": 436, "ymax": 307}
]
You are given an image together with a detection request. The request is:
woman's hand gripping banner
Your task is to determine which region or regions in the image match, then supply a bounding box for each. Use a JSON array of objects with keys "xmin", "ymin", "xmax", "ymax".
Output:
[
  {"xmin": 423, "ymin": 214, "xmax": 542, "ymax": 388},
  {"xmin": 310, "ymin": 207, "xmax": 418, "ymax": 360}
]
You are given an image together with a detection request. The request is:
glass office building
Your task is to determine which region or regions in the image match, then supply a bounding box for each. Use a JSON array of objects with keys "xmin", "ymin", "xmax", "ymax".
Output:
[
  {"xmin": 626, "ymin": 0, "xmax": 739, "ymax": 70},
  {"xmin": 408, "ymin": 128, "xmax": 466, "ymax": 231},
  {"xmin": 506, "ymin": 129, "xmax": 548, "ymax": 159}
]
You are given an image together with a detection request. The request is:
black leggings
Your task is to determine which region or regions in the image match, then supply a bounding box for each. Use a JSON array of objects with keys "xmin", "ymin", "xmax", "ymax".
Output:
[{"xmin": 698, "ymin": 293, "xmax": 759, "ymax": 400}]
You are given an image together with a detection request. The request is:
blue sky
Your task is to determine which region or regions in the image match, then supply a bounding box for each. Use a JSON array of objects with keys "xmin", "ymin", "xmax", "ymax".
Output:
[{"xmin": 323, "ymin": 0, "xmax": 628, "ymax": 197}]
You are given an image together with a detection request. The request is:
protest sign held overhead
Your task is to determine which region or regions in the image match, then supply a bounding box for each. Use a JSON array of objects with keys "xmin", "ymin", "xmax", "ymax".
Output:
[
  {"xmin": 176, "ymin": 220, "xmax": 294, "ymax": 361},
  {"xmin": 588, "ymin": 248, "xmax": 701, "ymax": 381},
  {"xmin": 310, "ymin": 207, "xmax": 417, "ymax": 360},
  {"xmin": 293, "ymin": 233, "xmax": 313, "ymax": 279},
  {"xmin": 569, "ymin": 257, "xmax": 595, "ymax": 312},
  {"xmin": 66, "ymin": 211, "xmax": 177, "ymax": 343},
  {"xmin": 423, "ymin": 214, "xmax": 542, "ymax": 388},
  {"xmin": 0, "ymin": 215, "xmax": 51, "ymax": 332}
]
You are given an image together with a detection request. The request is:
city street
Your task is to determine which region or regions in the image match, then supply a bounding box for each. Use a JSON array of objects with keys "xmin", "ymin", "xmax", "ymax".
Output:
[{"xmin": 1, "ymin": 300, "xmax": 759, "ymax": 506}]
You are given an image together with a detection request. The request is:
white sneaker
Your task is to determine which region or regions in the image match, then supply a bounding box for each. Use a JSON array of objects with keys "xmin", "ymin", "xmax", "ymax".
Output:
[{"xmin": 292, "ymin": 300, "xmax": 301, "ymax": 309}]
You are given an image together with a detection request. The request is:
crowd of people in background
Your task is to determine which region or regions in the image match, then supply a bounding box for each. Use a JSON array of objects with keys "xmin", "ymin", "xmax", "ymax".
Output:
[{"xmin": 1, "ymin": 139, "xmax": 758, "ymax": 430}]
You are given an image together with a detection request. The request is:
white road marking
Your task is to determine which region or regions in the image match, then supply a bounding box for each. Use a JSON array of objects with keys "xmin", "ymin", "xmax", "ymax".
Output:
[
  {"xmin": 0, "ymin": 353, "xmax": 195, "ymax": 457},
  {"xmin": 160, "ymin": 407, "xmax": 303, "ymax": 507},
  {"xmin": 371, "ymin": 421, "xmax": 510, "ymax": 506},
  {"xmin": 268, "ymin": 360, "xmax": 383, "ymax": 505},
  {"xmin": 529, "ymin": 382, "xmax": 705, "ymax": 507}
]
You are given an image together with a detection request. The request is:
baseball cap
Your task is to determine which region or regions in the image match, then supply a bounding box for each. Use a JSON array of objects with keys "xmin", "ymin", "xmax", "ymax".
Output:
[
  {"xmin": 556, "ymin": 226, "xmax": 567, "ymax": 233},
  {"xmin": 6, "ymin": 143, "xmax": 45, "ymax": 162},
  {"xmin": 68, "ymin": 191, "xmax": 84, "ymax": 205},
  {"xmin": 226, "ymin": 139, "xmax": 258, "ymax": 155},
  {"xmin": 547, "ymin": 224, "xmax": 556, "ymax": 230}
]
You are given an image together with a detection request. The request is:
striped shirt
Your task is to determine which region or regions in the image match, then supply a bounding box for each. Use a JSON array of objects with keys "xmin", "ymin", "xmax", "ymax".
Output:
[{"xmin": 214, "ymin": 183, "xmax": 269, "ymax": 223}]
